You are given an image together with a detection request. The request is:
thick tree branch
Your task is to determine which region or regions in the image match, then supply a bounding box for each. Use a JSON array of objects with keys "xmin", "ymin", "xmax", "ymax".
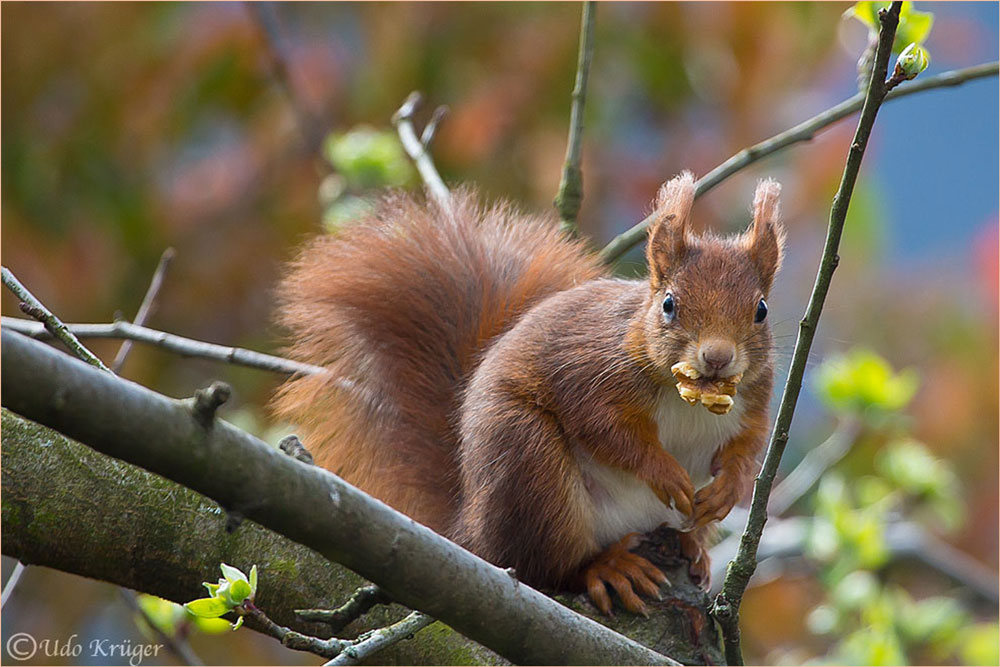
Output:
[
  {"xmin": 710, "ymin": 5, "xmax": 903, "ymax": 665},
  {"xmin": 598, "ymin": 59, "xmax": 999, "ymax": 264},
  {"xmin": 2, "ymin": 330, "xmax": 681, "ymax": 666},
  {"xmin": 1, "ymin": 317, "xmax": 322, "ymax": 376},
  {"xmin": 3, "ymin": 406, "xmax": 724, "ymax": 664},
  {"xmin": 1, "ymin": 408, "xmax": 501, "ymax": 665},
  {"xmin": 553, "ymin": 0, "xmax": 596, "ymax": 233}
]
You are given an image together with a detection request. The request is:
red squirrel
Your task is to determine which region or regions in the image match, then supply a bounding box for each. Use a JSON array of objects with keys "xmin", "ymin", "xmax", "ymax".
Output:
[{"xmin": 272, "ymin": 171, "xmax": 783, "ymax": 615}]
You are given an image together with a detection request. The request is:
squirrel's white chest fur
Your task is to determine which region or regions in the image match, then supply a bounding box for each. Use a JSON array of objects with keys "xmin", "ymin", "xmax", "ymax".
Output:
[{"xmin": 577, "ymin": 387, "xmax": 745, "ymax": 547}]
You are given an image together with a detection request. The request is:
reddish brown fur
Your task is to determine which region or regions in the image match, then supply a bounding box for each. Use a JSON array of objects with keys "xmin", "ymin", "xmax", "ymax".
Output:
[
  {"xmin": 273, "ymin": 176, "xmax": 784, "ymax": 610},
  {"xmin": 271, "ymin": 189, "xmax": 605, "ymax": 533}
]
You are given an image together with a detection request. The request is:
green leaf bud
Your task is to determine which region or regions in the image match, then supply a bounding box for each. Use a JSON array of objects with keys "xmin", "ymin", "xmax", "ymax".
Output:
[{"xmin": 894, "ymin": 43, "xmax": 930, "ymax": 80}]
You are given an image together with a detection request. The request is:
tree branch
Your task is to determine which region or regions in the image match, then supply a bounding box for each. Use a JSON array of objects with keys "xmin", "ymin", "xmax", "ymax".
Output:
[
  {"xmin": 598, "ymin": 59, "xmax": 999, "ymax": 264},
  {"xmin": 112, "ymin": 247, "xmax": 175, "ymax": 373},
  {"xmin": 296, "ymin": 586, "xmax": 390, "ymax": 634},
  {"xmin": 325, "ymin": 611, "xmax": 435, "ymax": 666},
  {"xmin": 2, "ymin": 267, "xmax": 111, "ymax": 372},
  {"xmin": 2, "ymin": 330, "xmax": 681, "ymax": 666},
  {"xmin": 393, "ymin": 92, "xmax": 452, "ymax": 209},
  {"xmin": 710, "ymin": 4, "xmax": 903, "ymax": 665},
  {"xmin": 1, "ymin": 317, "xmax": 322, "ymax": 376},
  {"xmin": 1, "ymin": 408, "xmax": 500, "ymax": 665},
  {"xmin": 553, "ymin": 0, "xmax": 596, "ymax": 234}
]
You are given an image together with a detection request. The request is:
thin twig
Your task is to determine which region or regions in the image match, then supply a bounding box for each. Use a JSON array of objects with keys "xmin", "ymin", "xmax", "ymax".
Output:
[
  {"xmin": 710, "ymin": 5, "xmax": 903, "ymax": 665},
  {"xmin": 244, "ymin": 1, "xmax": 324, "ymax": 154},
  {"xmin": 598, "ymin": 59, "xmax": 999, "ymax": 264},
  {"xmin": 243, "ymin": 602, "xmax": 348, "ymax": 659},
  {"xmin": 553, "ymin": 0, "xmax": 596, "ymax": 234},
  {"xmin": 296, "ymin": 585, "xmax": 389, "ymax": 634},
  {"xmin": 112, "ymin": 248, "xmax": 176, "ymax": 373},
  {"xmin": 420, "ymin": 106, "xmax": 449, "ymax": 148},
  {"xmin": 392, "ymin": 92, "xmax": 451, "ymax": 209},
  {"xmin": 2, "ymin": 267, "xmax": 111, "ymax": 372},
  {"xmin": 325, "ymin": 611, "xmax": 435, "ymax": 666},
  {"xmin": 0, "ymin": 561, "xmax": 26, "ymax": 611},
  {"xmin": 2, "ymin": 317, "xmax": 323, "ymax": 376},
  {"xmin": 119, "ymin": 589, "xmax": 204, "ymax": 666}
]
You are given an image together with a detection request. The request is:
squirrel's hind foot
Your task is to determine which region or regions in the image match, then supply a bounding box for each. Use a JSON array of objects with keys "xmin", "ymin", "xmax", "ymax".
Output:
[{"xmin": 581, "ymin": 532, "xmax": 670, "ymax": 616}]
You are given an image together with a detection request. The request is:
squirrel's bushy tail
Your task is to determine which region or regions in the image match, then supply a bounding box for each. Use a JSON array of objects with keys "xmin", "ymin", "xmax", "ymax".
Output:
[{"xmin": 271, "ymin": 189, "xmax": 605, "ymax": 532}]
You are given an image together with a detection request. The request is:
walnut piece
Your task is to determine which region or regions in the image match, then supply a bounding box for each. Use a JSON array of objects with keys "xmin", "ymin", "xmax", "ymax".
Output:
[{"xmin": 670, "ymin": 361, "xmax": 743, "ymax": 415}]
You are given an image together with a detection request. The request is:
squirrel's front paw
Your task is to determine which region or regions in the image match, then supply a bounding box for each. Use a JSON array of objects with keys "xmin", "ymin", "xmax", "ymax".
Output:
[
  {"xmin": 582, "ymin": 533, "xmax": 669, "ymax": 616},
  {"xmin": 693, "ymin": 472, "xmax": 742, "ymax": 526},
  {"xmin": 650, "ymin": 471, "xmax": 695, "ymax": 518}
]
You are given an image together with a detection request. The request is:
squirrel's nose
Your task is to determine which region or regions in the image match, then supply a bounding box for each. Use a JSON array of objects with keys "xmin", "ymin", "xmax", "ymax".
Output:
[{"xmin": 699, "ymin": 340, "xmax": 735, "ymax": 373}]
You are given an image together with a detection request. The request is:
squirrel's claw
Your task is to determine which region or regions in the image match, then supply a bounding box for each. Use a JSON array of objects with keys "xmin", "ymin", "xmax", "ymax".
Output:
[
  {"xmin": 693, "ymin": 474, "xmax": 740, "ymax": 527},
  {"xmin": 678, "ymin": 531, "xmax": 712, "ymax": 589}
]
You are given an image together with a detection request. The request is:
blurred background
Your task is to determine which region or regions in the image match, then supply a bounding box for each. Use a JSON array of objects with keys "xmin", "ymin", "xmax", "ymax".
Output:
[{"xmin": 2, "ymin": 2, "xmax": 997, "ymax": 665}]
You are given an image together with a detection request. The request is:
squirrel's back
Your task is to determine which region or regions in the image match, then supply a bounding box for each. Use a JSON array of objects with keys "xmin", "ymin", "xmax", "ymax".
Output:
[{"xmin": 271, "ymin": 189, "xmax": 606, "ymax": 532}]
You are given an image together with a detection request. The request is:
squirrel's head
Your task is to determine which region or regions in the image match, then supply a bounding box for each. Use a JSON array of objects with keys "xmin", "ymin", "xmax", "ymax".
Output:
[{"xmin": 638, "ymin": 171, "xmax": 785, "ymax": 386}]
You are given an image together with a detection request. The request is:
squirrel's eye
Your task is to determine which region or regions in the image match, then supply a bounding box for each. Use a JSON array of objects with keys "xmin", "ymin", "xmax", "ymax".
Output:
[
  {"xmin": 662, "ymin": 293, "xmax": 676, "ymax": 322},
  {"xmin": 754, "ymin": 298, "xmax": 768, "ymax": 323}
]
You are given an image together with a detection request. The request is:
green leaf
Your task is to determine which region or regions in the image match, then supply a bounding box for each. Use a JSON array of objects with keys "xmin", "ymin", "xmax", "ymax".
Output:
[
  {"xmin": 219, "ymin": 563, "xmax": 248, "ymax": 585},
  {"xmin": 184, "ymin": 597, "xmax": 233, "ymax": 618},
  {"xmin": 851, "ymin": 511, "xmax": 889, "ymax": 568},
  {"xmin": 228, "ymin": 578, "xmax": 251, "ymax": 604},
  {"xmin": 815, "ymin": 348, "xmax": 919, "ymax": 415},
  {"xmin": 323, "ymin": 126, "xmax": 415, "ymax": 190},
  {"xmin": 136, "ymin": 595, "xmax": 185, "ymax": 637},
  {"xmin": 845, "ymin": 2, "xmax": 935, "ymax": 53},
  {"xmin": 844, "ymin": 1, "xmax": 881, "ymax": 31},
  {"xmin": 831, "ymin": 570, "xmax": 879, "ymax": 611},
  {"xmin": 855, "ymin": 475, "xmax": 892, "ymax": 506},
  {"xmin": 203, "ymin": 581, "xmax": 220, "ymax": 596},
  {"xmin": 249, "ymin": 565, "xmax": 258, "ymax": 598},
  {"xmin": 193, "ymin": 616, "xmax": 234, "ymax": 635},
  {"xmin": 231, "ymin": 616, "xmax": 245, "ymax": 631},
  {"xmin": 898, "ymin": 594, "xmax": 968, "ymax": 646},
  {"xmin": 894, "ymin": 4, "xmax": 934, "ymax": 51},
  {"xmin": 876, "ymin": 439, "xmax": 958, "ymax": 500},
  {"xmin": 960, "ymin": 623, "xmax": 1000, "ymax": 666}
]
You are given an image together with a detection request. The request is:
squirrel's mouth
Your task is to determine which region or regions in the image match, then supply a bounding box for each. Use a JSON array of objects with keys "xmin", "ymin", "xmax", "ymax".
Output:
[{"xmin": 670, "ymin": 361, "xmax": 744, "ymax": 415}]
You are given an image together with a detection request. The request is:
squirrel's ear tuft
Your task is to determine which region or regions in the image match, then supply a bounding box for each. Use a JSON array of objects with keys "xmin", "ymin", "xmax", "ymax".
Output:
[
  {"xmin": 647, "ymin": 171, "xmax": 695, "ymax": 289},
  {"xmin": 746, "ymin": 178, "xmax": 785, "ymax": 290}
]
